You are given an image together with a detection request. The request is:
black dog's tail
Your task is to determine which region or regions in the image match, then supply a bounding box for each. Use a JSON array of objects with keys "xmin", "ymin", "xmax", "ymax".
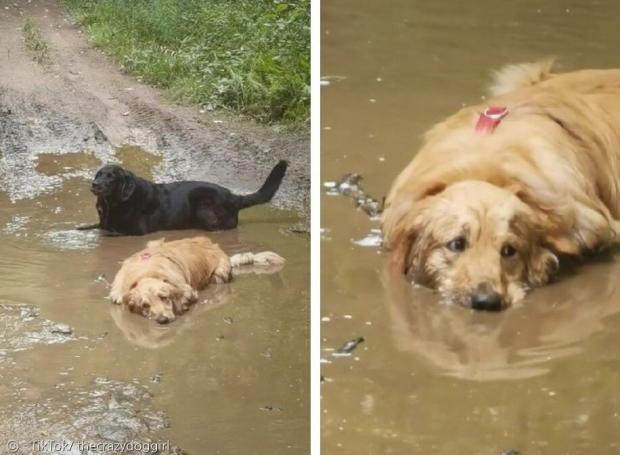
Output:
[{"xmin": 238, "ymin": 160, "xmax": 288, "ymax": 209}]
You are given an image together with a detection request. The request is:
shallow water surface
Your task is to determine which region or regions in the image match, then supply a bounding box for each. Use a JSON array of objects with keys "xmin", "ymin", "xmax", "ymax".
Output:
[
  {"xmin": 0, "ymin": 148, "xmax": 309, "ymax": 453},
  {"xmin": 321, "ymin": 1, "xmax": 620, "ymax": 454}
]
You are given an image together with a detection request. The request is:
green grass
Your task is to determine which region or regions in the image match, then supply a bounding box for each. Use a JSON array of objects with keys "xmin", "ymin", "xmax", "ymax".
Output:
[
  {"xmin": 64, "ymin": 0, "xmax": 310, "ymax": 129},
  {"xmin": 23, "ymin": 18, "xmax": 50, "ymax": 64}
]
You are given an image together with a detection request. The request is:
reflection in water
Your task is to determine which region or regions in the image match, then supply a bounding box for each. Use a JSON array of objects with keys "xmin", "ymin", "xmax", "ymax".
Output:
[
  {"xmin": 110, "ymin": 285, "xmax": 232, "ymax": 349},
  {"xmin": 383, "ymin": 253, "xmax": 620, "ymax": 381}
]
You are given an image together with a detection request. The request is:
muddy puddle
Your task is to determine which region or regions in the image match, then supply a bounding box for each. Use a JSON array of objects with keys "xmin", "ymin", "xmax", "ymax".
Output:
[
  {"xmin": 321, "ymin": 1, "xmax": 620, "ymax": 454},
  {"xmin": 0, "ymin": 144, "xmax": 309, "ymax": 453}
]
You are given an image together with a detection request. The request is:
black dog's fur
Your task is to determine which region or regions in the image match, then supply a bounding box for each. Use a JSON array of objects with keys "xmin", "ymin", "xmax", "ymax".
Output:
[{"xmin": 78, "ymin": 161, "xmax": 288, "ymax": 235}]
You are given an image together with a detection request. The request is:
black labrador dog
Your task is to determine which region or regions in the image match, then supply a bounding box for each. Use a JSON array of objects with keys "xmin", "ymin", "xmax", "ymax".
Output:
[{"xmin": 78, "ymin": 160, "xmax": 287, "ymax": 235}]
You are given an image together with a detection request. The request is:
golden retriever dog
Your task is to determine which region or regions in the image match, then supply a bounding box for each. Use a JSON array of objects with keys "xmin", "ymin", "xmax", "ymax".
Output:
[
  {"xmin": 382, "ymin": 61, "xmax": 620, "ymax": 311},
  {"xmin": 109, "ymin": 236, "xmax": 284, "ymax": 323}
]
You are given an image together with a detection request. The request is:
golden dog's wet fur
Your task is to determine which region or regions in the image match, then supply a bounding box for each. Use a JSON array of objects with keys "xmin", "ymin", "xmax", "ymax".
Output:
[
  {"xmin": 110, "ymin": 237, "xmax": 232, "ymax": 323},
  {"xmin": 382, "ymin": 61, "xmax": 620, "ymax": 309}
]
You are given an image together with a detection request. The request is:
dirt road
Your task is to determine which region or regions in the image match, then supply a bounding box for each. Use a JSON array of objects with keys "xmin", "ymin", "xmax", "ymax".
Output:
[{"xmin": 0, "ymin": 0, "xmax": 309, "ymax": 214}]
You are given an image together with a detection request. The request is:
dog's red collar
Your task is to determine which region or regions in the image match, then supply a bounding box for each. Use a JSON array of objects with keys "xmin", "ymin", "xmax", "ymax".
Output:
[{"xmin": 475, "ymin": 106, "xmax": 508, "ymax": 134}]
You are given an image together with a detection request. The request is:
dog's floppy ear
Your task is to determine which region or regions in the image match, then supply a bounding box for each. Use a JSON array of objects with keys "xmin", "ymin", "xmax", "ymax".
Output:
[
  {"xmin": 120, "ymin": 170, "xmax": 137, "ymax": 201},
  {"xmin": 528, "ymin": 245, "xmax": 560, "ymax": 287},
  {"xmin": 509, "ymin": 182, "xmax": 581, "ymax": 255},
  {"xmin": 382, "ymin": 181, "xmax": 444, "ymax": 274}
]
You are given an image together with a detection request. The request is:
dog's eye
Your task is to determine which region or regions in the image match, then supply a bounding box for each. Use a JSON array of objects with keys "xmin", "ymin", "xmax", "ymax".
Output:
[
  {"xmin": 501, "ymin": 244, "xmax": 517, "ymax": 257},
  {"xmin": 446, "ymin": 236, "xmax": 466, "ymax": 252}
]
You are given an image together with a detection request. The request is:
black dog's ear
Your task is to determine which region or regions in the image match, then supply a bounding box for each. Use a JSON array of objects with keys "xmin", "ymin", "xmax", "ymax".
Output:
[{"xmin": 120, "ymin": 171, "xmax": 136, "ymax": 201}]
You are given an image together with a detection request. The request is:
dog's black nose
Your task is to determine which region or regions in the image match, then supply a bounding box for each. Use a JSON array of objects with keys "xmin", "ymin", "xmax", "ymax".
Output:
[{"xmin": 470, "ymin": 290, "xmax": 503, "ymax": 311}]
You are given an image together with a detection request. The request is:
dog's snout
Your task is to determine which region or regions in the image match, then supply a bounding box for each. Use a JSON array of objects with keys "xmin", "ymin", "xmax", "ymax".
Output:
[
  {"xmin": 91, "ymin": 179, "xmax": 105, "ymax": 192},
  {"xmin": 470, "ymin": 286, "xmax": 503, "ymax": 312}
]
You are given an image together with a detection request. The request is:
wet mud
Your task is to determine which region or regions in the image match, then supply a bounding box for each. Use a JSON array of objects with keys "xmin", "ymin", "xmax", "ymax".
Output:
[
  {"xmin": 0, "ymin": 0, "xmax": 309, "ymax": 453},
  {"xmin": 322, "ymin": 0, "xmax": 620, "ymax": 454}
]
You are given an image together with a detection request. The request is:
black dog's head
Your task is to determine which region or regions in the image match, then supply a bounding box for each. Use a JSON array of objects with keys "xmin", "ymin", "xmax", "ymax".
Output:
[{"xmin": 91, "ymin": 165, "xmax": 137, "ymax": 202}]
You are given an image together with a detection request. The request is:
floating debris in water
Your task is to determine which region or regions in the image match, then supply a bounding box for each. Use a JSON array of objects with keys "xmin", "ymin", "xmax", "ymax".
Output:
[
  {"xmin": 223, "ymin": 316, "xmax": 233, "ymax": 324},
  {"xmin": 498, "ymin": 451, "xmax": 520, "ymax": 455},
  {"xmin": 95, "ymin": 274, "xmax": 111, "ymax": 288},
  {"xmin": 283, "ymin": 221, "xmax": 310, "ymax": 235},
  {"xmin": 324, "ymin": 173, "xmax": 362, "ymax": 196},
  {"xmin": 260, "ymin": 405, "xmax": 283, "ymax": 412},
  {"xmin": 355, "ymin": 195, "xmax": 383, "ymax": 219},
  {"xmin": 324, "ymin": 173, "xmax": 384, "ymax": 219},
  {"xmin": 333, "ymin": 337, "xmax": 364, "ymax": 357},
  {"xmin": 352, "ymin": 229, "xmax": 383, "ymax": 247},
  {"xmin": 49, "ymin": 323, "xmax": 73, "ymax": 335}
]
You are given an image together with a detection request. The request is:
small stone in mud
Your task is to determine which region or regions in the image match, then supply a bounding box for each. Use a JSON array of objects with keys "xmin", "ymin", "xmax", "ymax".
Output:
[
  {"xmin": 223, "ymin": 316, "xmax": 233, "ymax": 324},
  {"xmin": 50, "ymin": 323, "xmax": 72, "ymax": 335},
  {"xmin": 260, "ymin": 405, "xmax": 282, "ymax": 412},
  {"xmin": 499, "ymin": 451, "xmax": 520, "ymax": 455},
  {"xmin": 333, "ymin": 337, "xmax": 364, "ymax": 357},
  {"xmin": 151, "ymin": 373, "xmax": 163, "ymax": 383},
  {"xmin": 216, "ymin": 335, "xmax": 225, "ymax": 341}
]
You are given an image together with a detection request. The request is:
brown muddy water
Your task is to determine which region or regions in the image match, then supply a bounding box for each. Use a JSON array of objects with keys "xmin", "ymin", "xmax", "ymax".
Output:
[
  {"xmin": 321, "ymin": 1, "xmax": 620, "ymax": 454},
  {"xmin": 0, "ymin": 147, "xmax": 309, "ymax": 454}
]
